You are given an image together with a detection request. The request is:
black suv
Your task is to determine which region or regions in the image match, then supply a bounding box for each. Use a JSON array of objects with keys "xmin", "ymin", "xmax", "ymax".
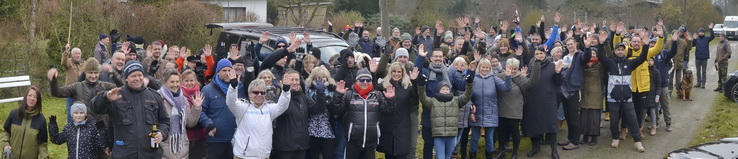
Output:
[
  {"xmin": 722, "ymin": 70, "xmax": 738, "ymax": 102},
  {"xmin": 207, "ymin": 23, "xmax": 348, "ymax": 64}
]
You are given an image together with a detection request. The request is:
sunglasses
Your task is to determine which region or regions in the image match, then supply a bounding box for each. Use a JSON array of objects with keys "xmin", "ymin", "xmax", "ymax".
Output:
[
  {"xmin": 358, "ymin": 78, "xmax": 372, "ymax": 83},
  {"xmin": 251, "ymin": 91, "xmax": 266, "ymax": 95}
]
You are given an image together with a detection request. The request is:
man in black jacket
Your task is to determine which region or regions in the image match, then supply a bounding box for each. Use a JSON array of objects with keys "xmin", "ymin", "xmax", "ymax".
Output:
[{"xmin": 270, "ymin": 70, "xmax": 326, "ymax": 159}]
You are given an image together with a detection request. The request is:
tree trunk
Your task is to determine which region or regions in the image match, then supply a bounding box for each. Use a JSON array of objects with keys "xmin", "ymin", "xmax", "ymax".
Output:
[{"xmin": 380, "ymin": 0, "xmax": 389, "ymax": 38}]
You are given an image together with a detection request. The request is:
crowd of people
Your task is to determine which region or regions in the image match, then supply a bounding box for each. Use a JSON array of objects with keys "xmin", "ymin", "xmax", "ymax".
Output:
[{"xmin": 0, "ymin": 10, "xmax": 732, "ymax": 159}]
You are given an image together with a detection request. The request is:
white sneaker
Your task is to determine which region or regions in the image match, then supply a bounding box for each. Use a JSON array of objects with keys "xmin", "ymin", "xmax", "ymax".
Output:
[
  {"xmin": 634, "ymin": 142, "xmax": 645, "ymax": 152},
  {"xmin": 611, "ymin": 139, "xmax": 619, "ymax": 148}
]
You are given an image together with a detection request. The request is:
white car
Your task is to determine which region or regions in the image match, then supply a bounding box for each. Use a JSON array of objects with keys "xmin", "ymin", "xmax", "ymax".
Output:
[{"xmin": 713, "ymin": 24, "xmax": 725, "ymax": 36}]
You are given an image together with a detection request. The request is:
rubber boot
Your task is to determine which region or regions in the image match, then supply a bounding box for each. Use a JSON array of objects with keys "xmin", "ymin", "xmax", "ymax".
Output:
[{"xmin": 526, "ymin": 138, "xmax": 540, "ymax": 157}]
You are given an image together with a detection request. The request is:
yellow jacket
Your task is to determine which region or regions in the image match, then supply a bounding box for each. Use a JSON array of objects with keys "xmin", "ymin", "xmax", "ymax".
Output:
[{"xmin": 613, "ymin": 35, "xmax": 664, "ymax": 93}]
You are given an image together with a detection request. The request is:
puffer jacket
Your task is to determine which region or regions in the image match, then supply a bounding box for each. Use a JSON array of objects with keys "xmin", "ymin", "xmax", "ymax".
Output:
[
  {"xmin": 497, "ymin": 61, "xmax": 541, "ymax": 119},
  {"xmin": 469, "ymin": 72, "xmax": 512, "ymax": 128},
  {"xmin": 1, "ymin": 109, "xmax": 49, "ymax": 159},
  {"xmin": 330, "ymin": 87, "xmax": 395, "ymax": 148},
  {"xmin": 49, "ymin": 118, "xmax": 106, "ymax": 159},
  {"xmin": 51, "ymin": 77, "xmax": 117, "ymax": 122},
  {"xmin": 226, "ymin": 86, "xmax": 291, "ymax": 158},
  {"xmin": 273, "ymin": 90, "xmax": 325, "ymax": 151},
  {"xmin": 614, "ymin": 35, "xmax": 664, "ymax": 93},
  {"xmin": 419, "ymin": 82, "xmax": 474, "ymax": 137},
  {"xmin": 91, "ymin": 85, "xmax": 171, "ymax": 159},
  {"xmin": 596, "ymin": 43, "xmax": 651, "ymax": 102}
]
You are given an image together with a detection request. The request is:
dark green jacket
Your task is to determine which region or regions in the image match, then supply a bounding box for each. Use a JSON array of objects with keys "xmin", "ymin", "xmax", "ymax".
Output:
[{"xmin": 2, "ymin": 109, "xmax": 49, "ymax": 159}]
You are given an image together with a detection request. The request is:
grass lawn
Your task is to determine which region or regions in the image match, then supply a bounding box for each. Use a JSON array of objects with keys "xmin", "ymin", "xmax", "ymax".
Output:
[
  {"xmin": 689, "ymin": 95, "xmax": 738, "ymax": 146},
  {"xmin": 0, "ymin": 96, "xmax": 69, "ymax": 158}
]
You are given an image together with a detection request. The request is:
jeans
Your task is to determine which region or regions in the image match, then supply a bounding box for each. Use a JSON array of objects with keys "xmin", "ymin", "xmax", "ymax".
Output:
[
  {"xmin": 660, "ymin": 87, "xmax": 672, "ymax": 125},
  {"xmin": 434, "ymin": 137, "xmax": 456, "ymax": 159},
  {"xmin": 607, "ymin": 102, "xmax": 642, "ymax": 142},
  {"xmin": 333, "ymin": 121, "xmax": 346, "ymax": 159},
  {"xmin": 696, "ymin": 59, "xmax": 708, "ymax": 86},
  {"xmin": 469, "ymin": 126, "xmax": 495, "ymax": 153},
  {"xmin": 557, "ymin": 103, "xmax": 565, "ymax": 121},
  {"xmin": 453, "ymin": 128, "xmax": 470, "ymax": 155},
  {"xmin": 561, "ymin": 92, "xmax": 581, "ymax": 144},
  {"xmin": 66, "ymin": 98, "xmax": 74, "ymax": 124}
]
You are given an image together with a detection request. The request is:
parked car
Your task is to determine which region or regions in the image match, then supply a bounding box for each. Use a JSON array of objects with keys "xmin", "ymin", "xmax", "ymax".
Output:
[
  {"xmin": 207, "ymin": 23, "xmax": 348, "ymax": 65},
  {"xmin": 722, "ymin": 70, "xmax": 738, "ymax": 102},
  {"xmin": 665, "ymin": 137, "xmax": 738, "ymax": 159},
  {"xmin": 713, "ymin": 24, "xmax": 725, "ymax": 36},
  {"xmin": 723, "ymin": 16, "xmax": 738, "ymax": 40}
]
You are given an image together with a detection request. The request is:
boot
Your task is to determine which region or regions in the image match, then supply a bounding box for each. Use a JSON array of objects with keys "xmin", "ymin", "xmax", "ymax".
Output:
[
  {"xmin": 604, "ymin": 112, "xmax": 610, "ymax": 121},
  {"xmin": 581, "ymin": 135, "xmax": 590, "ymax": 145},
  {"xmin": 557, "ymin": 120, "xmax": 564, "ymax": 131},
  {"xmin": 550, "ymin": 142, "xmax": 560, "ymax": 159},
  {"xmin": 619, "ymin": 128, "xmax": 628, "ymax": 140},
  {"xmin": 634, "ymin": 142, "xmax": 645, "ymax": 152},
  {"xmin": 485, "ymin": 152, "xmax": 494, "ymax": 159},
  {"xmin": 511, "ymin": 148, "xmax": 518, "ymax": 159},
  {"xmin": 469, "ymin": 153, "xmax": 477, "ymax": 159},
  {"xmin": 640, "ymin": 126, "xmax": 646, "ymax": 139},
  {"xmin": 526, "ymin": 138, "xmax": 540, "ymax": 157},
  {"xmin": 495, "ymin": 144, "xmax": 505, "ymax": 159},
  {"xmin": 650, "ymin": 125, "xmax": 658, "ymax": 136},
  {"xmin": 460, "ymin": 152, "xmax": 468, "ymax": 159},
  {"xmin": 611, "ymin": 139, "xmax": 620, "ymax": 148},
  {"xmin": 589, "ymin": 136, "xmax": 598, "ymax": 146}
]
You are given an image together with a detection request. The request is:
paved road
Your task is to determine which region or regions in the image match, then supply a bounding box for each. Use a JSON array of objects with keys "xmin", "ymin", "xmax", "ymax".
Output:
[{"xmin": 520, "ymin": 41, "xmax": 738, "ymax": 159}]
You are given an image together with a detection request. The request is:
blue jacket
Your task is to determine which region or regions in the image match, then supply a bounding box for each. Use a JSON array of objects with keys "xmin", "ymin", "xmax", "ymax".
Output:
[
  {"xmin": 469, "ymin": 72, "xmax": 512, "ymax": 127},
  {"xmin": 560, "ymin": 50, "xmax": 587, "ymax": 99},
  {"xmin": 693, "ymin": 29, "xmax": 715, "ymax": 60},
  {"xmin": 655, "ymin": 41, "xmax": 679, "ymax": 88},
  {"xmin": 416, "ymin": 55, "xmax": 463, "ymax": 127},
  {"xmin": 199, "ymin": 82, "xmax": 239, "ymax": 143}
]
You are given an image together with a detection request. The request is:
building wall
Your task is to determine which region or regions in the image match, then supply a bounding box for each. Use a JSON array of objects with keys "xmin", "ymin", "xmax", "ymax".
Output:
[
  {"xmin": 277, "ymin": 4, "xmax": 329, "ymax": 28},
  {"xmin": 203, "ymin": 0, "xmax": 267, "ymax": 22}
]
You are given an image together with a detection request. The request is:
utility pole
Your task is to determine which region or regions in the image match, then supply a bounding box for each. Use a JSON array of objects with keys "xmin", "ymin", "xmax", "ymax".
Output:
[{"xmin": 380, "ymin": 0, "xmax": 389, "ymax": 38}]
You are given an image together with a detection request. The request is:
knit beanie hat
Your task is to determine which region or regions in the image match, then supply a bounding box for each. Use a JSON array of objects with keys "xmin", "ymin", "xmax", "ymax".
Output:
[
  {"xmin": 123, "ymin": 60, "xmax": 144, "ymax": 78},
  {"xmin": 216, "ymin": 58, "xmax": 233, "ymax": 73},
  {"xmin": 99, "ymin": 33, "xmax": 108, "ymax": 40},
  {"xmin": 82, "ymin": 58, "xmax": 101, "ymax": 72},
  {"xmin": 444, "ymin": 31, "xmax": 454, "ymax": 40},
  {"xmin": 395, "ymin": 48, "xmax": 409, "ymax": 60},
  {"xmin": 440, "ymin": 45, "xmax": 450, "ymax": 56},
  {"xmin": 401, "ymin": 33, "xmax": 412, "ymax": 41},
  {"xmin": 70, "ymin": 103, "xmax": 87, "ymax": 115},
  {"xmin": 355, "ymin": 68, "xmax": 372, "ymax": 80}
]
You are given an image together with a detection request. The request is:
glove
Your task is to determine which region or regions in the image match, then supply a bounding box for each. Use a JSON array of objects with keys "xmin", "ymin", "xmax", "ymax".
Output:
[
  {"xmin": 282, "ymin": 84, "xmax": 291, "ymax": 92},
  {"xmin": 313, "ymin": 78, "xmax": 327, "ymax": 92},
  {"xmin": 416, "ymin": 74, "xmax": 427, "ymax": 86},
  {"xmin": 48, "ymin": 115, "xmax": 57, "ymax": 124},
  {"xmin": 205, "ymin": 124, "xmax": 216, "ymax": 132},
  {"xmin": 327, "ymin": 84, "xmax": 337, "ymax": 92},
  {"xmin": 466, "ymin": 71, "xmax": 476, "ymax": 83},
  {"xmin": 95, "ymin": 121, "xmax": 106, "ymax": 130}
]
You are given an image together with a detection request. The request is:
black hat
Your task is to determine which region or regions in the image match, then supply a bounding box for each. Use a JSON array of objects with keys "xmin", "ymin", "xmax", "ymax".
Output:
[{"xmin": 186, "ymin": 55, "xmax": 201, "ymax": 62}]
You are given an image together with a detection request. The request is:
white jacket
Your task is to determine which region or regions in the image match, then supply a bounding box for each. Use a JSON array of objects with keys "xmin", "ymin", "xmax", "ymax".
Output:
[{"xmin": 226, "ymin": 86, "xmax": 291, "ymax": 158}]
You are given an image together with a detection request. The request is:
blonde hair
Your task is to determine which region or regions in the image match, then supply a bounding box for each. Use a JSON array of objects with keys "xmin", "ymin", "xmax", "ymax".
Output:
[
  {"xmin": 181, "ymin": 70, "xmax": 201, "ymax": 87},
  {"xmin": 451, "ymin": 57, "xmax": 468, "ymax": 68},
  {"xmin": 302, "ymin": 54, "xmax": 320, "ymax": 66},
  {"xmin": 355, "ymin": 53, "xmax": 371, "ymax": 68},
  {"xmin": 476, "ymin": 58, "xmax": 492, "ymax": 71},
  {"xmin": 382, "ymin": 62, "xmax": 412, "ymax": 89},
  {"xmin": 305, "ymin": 66, "xmax": 336, "ymax": 88}
]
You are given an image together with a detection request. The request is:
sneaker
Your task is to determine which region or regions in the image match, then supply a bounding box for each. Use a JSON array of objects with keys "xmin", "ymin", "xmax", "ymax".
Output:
[
  {"xmin": 611, "ymin": 139, "xmax": 620, "ymax": 148},
  {"xmin": 666, "ymin": 125, "xmax": 673, "ymax": 132},
  {"xmin": 634, "ymin": 142, "xmax": 645, "ymax": 152},
  {"xmin": 650, "ymin": 125, "xmax": 657, "ymax": 136},
  {"xmin": 558, "ymin": 140, "xmax": 571, "ymax": 146},
  {"xmin": 714, "ymin": 88, "xmax": 722, "ymax": 92},
  {"xmin": 562, "ymin": 143, "xmax": 580, "ymax": 150}
]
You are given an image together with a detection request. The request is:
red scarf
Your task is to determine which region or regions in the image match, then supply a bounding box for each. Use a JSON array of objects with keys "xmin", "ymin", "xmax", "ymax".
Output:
[
  {"xmin": 353, "ymin": 83, "xmax": 374, "ymax": 99},
  {"xmin": 587, "ymin": 57, "xmax": 599, "ymax": 67},
  {"xmin": 181, "ymin": 84, "xmax": 201, "ymax": 107}
]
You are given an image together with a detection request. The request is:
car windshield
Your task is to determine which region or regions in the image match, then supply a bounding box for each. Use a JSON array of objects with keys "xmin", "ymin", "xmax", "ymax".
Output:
[{"xmin": 725, "ymin": 21, "xmax": 738, "ymax": 28}]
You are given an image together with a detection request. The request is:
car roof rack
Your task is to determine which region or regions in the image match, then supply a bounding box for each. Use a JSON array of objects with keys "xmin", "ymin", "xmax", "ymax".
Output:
[{"xmin": 226, "ymin": 27, "xmax": 343, "ymax": 40}]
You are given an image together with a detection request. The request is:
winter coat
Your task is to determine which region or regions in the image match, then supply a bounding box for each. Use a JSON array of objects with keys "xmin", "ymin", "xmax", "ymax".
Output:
[
  {"xmin": 693, "ymin": 29, "xmax": 715, "ymax": 60},
  {"xmin": 49, "ymin": 118, "xmax": 106, "ymax": 159},
  {"xmin": 61, "ymin": 52, "xmax": 83, "ymax": 86},
  {"xmin": 332, "ymin": 50, "xmax": 359, "ymax": 87},
  {"xmin": 330, "ymin": 87, "xmax": 395, "ymax": 148},
  {"xmin": 419, "ymin": 82, "xmax": 474, "ymax": 137},
  {"xmin": 94, "ymin": 42, "xmax": 108, "ymax": 64},
  {"xmin": 416, "ymin": 55, "xmax": 465, "ymax": 127},
  {"xmin": 91, "ymin": 85, "xmax": 171, "ymax": 159},
  {"xmin": 595, "ymin": 43, "xmax": 650, "ymax": 103},
  {"xmin": 51, "ymin": 77, "xmax": 117, "ymax": 120},
  {"xmin": 198, "ymin": 82, "xmax": 237, "ymax": 143},
  {"xmin": 414, "ymin": 35, "xmax": 434, "ymax": 52},
  {"xmin": 655, "ymin": 41, "xmax": 679, "ymax": 88},
  {"xmin": 614, "ymin": 35, "xmax": 664, "ymax": 93},
  {"xmin": 359, "ymin": 38, "xmax": 379, "ymax": 57},
  {"xmin": 450, "ymin": 70, "xmax": 472, "ymax": 128},
  {"xmin": 673, "ymin": 38, "xmax": 690, "ymax": 69},
  {"xmin": 376, "ymin": 51, "xmax": 416, "ymax": 79},
  {"xmin": 560, "ymin": 50, "xmax": 588, "ymax": 99},
  {"xmin": 141, "ymin": 57, "xmax": 171, "ymax": 81},
  {"xmin": 226, "ymin": 86, "xmax": 291, "ymax": 158},
  {"xmin": 646, "ymin": 66, "xmax": 661, "ymax": 108},
  {"xmin": 469, "ymin": 72, "xmax": 513, "ymax": 128},
  {"xmin": 158, "ymin": 89, "xmax": 202, "ymax": 159},
  {"xmin": 498, "ymin": 61, "xmax": 541, "ymax": 119},
  {"xmin": 1, "ymin": 109, "xmax": 49, "ymax": 159},
  {"xmin": 378, "ymin": 80, "xmax": 418, "ymax": 156},
  {"xmin": 580, "ymin": 62, "xmax": 604, "ymax": 109},
  {"xmin": 273, "ymin": 90, "xmax": 325, "ymax": 151},
  {"xmin": 716, "ymin": 40, "xmax": 732, "ymax": 64},
  {"xmin": 306, "ymin": 87, "xmax": 336, "ymax": 139},
  {"xmin": 522, "ymin": 58, "xmax": 563, "ymax": 136}
]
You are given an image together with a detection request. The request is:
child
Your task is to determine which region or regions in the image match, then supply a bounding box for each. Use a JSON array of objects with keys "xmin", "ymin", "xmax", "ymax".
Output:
[
  {"xmin": 48, "ymin": 103, "xmax": 107, "ymax": 159},
  {"xmin": 646, "ymin": 58, "xmax": 661, "ymax": 136},
  {"xmin": 416, "ymin": 71, "xmax": 474, "ymax": 159}
]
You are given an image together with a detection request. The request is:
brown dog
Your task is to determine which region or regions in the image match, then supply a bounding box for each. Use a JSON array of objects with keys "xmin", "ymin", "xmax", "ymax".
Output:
[{"xmin": 681, "ymin": 70, "xmax": 694, "ymax": 101}]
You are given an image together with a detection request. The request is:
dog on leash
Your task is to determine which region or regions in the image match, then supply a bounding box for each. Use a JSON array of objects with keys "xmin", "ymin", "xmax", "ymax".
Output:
[{"xmin": 681, "ymin": 70, "xmax": 694, "ymax": 101}]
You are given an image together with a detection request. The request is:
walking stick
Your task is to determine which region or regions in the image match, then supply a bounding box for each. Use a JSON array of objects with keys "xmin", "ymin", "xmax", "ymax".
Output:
[{"xmin": 67, "ymin": 0, "xmax": 72, "ymax": 45}]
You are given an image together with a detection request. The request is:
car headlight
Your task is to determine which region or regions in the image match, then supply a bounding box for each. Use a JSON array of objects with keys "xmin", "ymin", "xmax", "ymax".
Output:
[{"xmin": 730, "ymin": 72, "xmax": 736, "ymax": 77}]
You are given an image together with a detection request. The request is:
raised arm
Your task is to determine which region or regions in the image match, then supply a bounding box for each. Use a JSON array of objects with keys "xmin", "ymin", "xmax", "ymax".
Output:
[{"xmin": 269, "ymin": 89, "xmax": 292, "ymax": 120}]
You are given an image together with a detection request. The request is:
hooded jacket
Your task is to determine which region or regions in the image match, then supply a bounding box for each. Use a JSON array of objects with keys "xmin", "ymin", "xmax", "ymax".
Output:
[
  {"xmin": 419, "ymin": 82, "xmax": 474, "ymax": 137},
  {"xmin": 497, "ymin": 61, "xmax": 541, "ymax": 119},
  {"xmin": 596, "ymin": 43, "xmax": 651, "ymax": 102},
  {"xmin": 1, "ymin": 109, "xmax": 48, "ymax": 159},
  {"xmin": 91, "ymin": 85, "xmax": 171, "ymax": 159},
  {"xmin": 693, "ymin": 29, "xmax": 715, "ymax": 60},
  {"xmin": 198, "ymin": 82, "xmax": 237, "ymax": 143},
  {"xmin": 331, "ymin": 50, "xmax": 359, "ymax": 87},
  {"xmin": 226, "ymin": 86, "xmax": 291, "ymax": 158},
  {"xmin": 655, "ymin": 41, "xmax": 679, "ymax": 88},
  {"xmin": 330, "ymin": 86, "xmax": 395, "ymax": 148},
  {"xmin": 272, "ymin": 89, "xmax": 326, "ymax": 151},
  {"xmin": 49, "ymin": 118, "xmax": 106, "ymax": 159},
  {"xmin": 614, "ymin": 35, "xmax": 664, "ymax": 93},
  {"xmin": 469, "ymin": 72, "xmax": 513, "ymax": 127}
]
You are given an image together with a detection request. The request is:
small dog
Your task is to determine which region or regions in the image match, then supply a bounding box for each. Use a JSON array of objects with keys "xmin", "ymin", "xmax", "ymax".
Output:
[{"xmin": 681, "ymin": 70, "xmax": 694, "ymax": 101}]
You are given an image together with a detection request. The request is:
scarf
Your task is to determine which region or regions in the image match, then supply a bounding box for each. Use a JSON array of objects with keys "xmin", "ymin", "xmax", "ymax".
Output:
[
  {"xmin": 181, "ymin": 84, "xmax": 201, "ymax": 106},
  {"xmin": 587, "ymin": 57, "xmax": 599, "ymax": 67},
  {"xmin": 436, "ymin": 93, "xmax": 453, "ymax": 102},
  {"xmin": 213, "ymin": 75, "xmax": 230, "ymax": 94},
  {"xmin": 353, "ymin": 83, "xmax": 374, "ymax": 99},
  {"xmin": 160, "ymin": 87, "xmax": 187, "ymax": 154},
  {"xmin": 428, "ymin": 63, "xmax": 450, "ymax": 83}
]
